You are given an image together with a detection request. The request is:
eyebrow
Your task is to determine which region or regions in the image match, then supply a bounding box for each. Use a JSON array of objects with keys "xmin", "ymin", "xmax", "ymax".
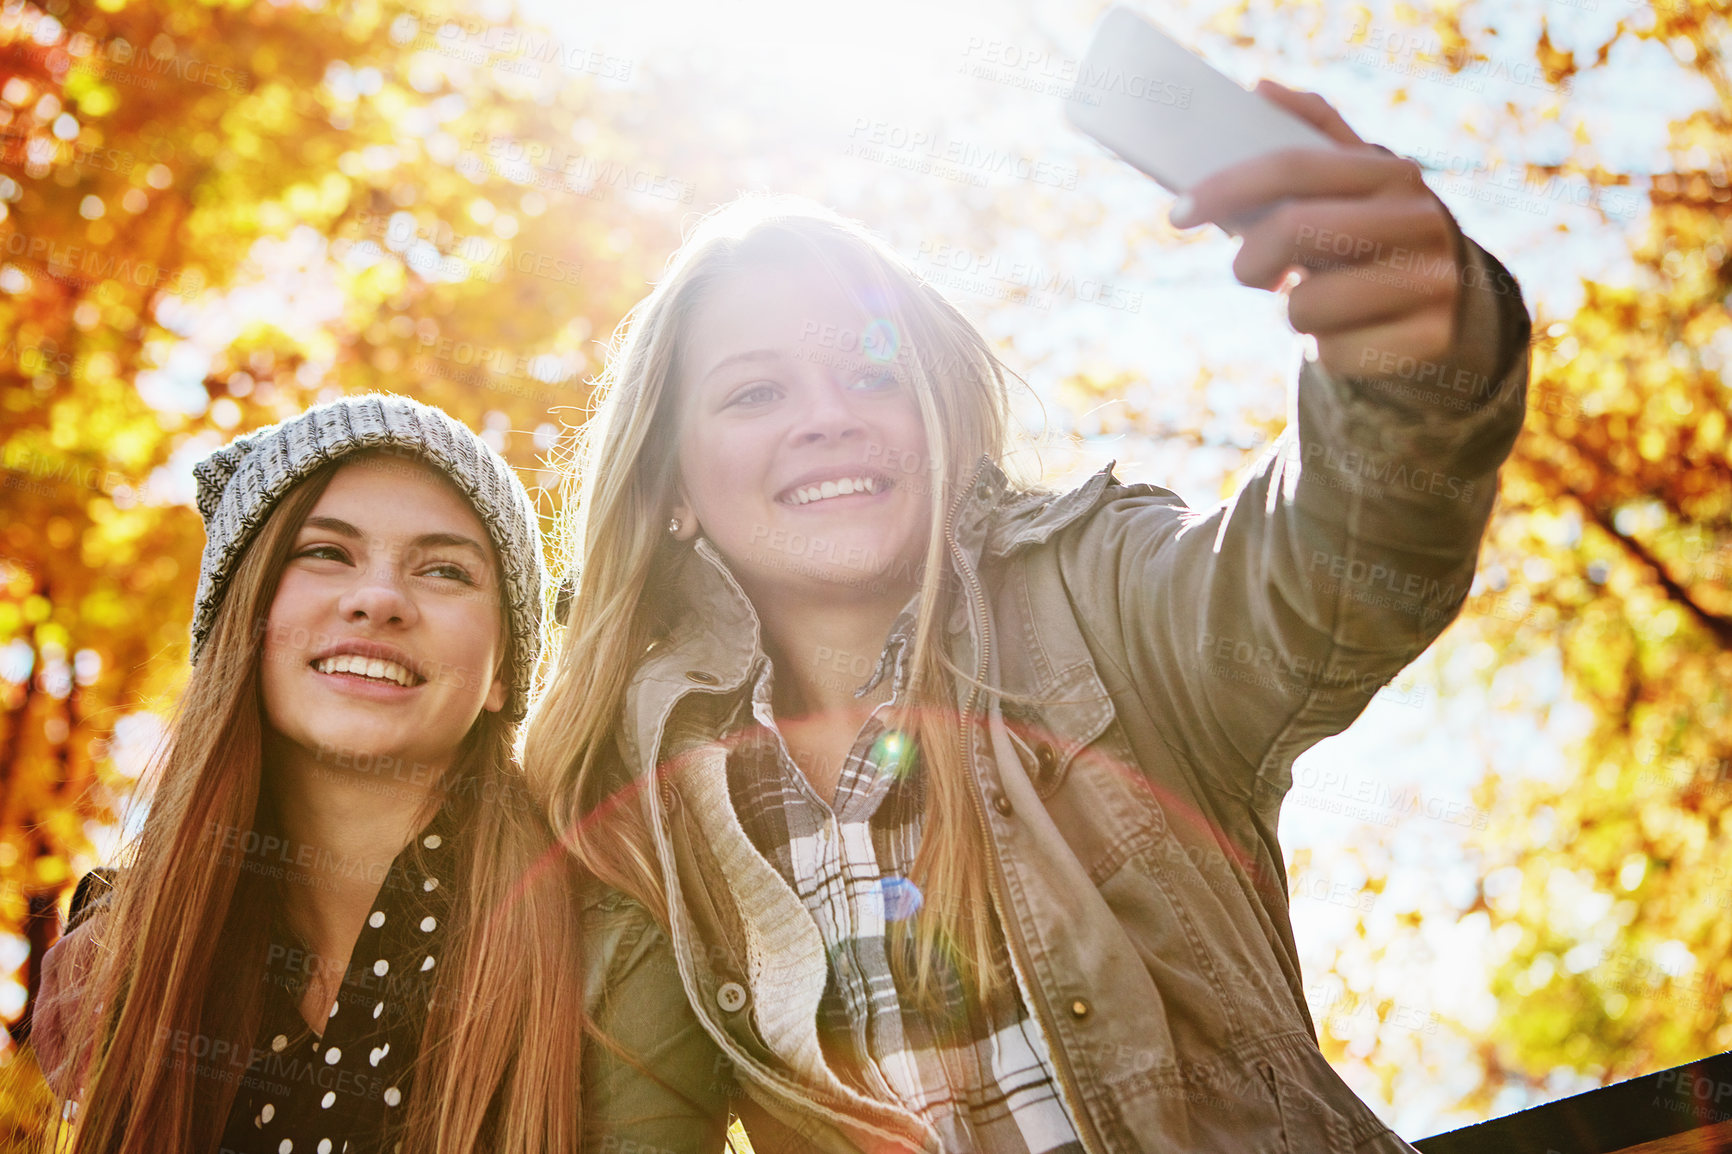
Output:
[
  {"xmin": 412, "ymin": 532, "xmax": 489, "ymax": 557},
  {"xmin": 301, "ymin": 517, "xmax": 489, "ymax": 557},
  {"xmin": 701, "ymin": 348, "xmax": 786, "ymax": 384},
  {"xmin": 303, "ymin": 516, "xmax": 362, "ymax": 538}
]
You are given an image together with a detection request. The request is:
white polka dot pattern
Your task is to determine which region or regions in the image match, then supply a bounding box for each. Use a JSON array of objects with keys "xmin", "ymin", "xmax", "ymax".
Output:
[{"xmin": 216, "ymin": 809, "xmax": 453, "ymax": 1153}]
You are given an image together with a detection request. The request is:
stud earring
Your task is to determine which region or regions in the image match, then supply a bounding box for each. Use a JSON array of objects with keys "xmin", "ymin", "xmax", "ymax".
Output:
[{"xmin": 668, "ymin": 517, "xmax": 681, "ymax": 535}]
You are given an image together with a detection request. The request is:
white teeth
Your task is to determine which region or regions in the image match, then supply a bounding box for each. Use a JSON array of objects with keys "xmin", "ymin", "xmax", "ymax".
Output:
[
  {"xmin": 315, "ymin": 654, "xmax": 415, "ymax": 687},
  {"xmin": 788, "ymin": 476, "xmax": 880, "ymax": 505}
]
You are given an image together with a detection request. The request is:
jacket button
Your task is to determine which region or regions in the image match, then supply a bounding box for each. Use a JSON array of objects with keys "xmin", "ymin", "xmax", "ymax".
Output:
[
  {"xmin": 993, "ymin": 794, "xmax": 1013, "ymax": 817},
  {"xmin": 716, "ymin": 981, "xmax": 748, "ymax": 1014},
  {"xmin": 686, "ymin": 670, "xmax": 720, "ymax": 685},
  {"xmin": 1070, "ymin": 998, "xmax": 1091, "ymax": 1019},
  {"xmin": 1034, "ymin": 742, "xmax": 1058, "ymax": 775}
]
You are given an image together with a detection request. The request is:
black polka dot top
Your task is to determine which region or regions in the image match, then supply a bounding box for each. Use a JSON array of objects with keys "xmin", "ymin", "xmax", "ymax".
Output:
[{"xmin": 216, "ymin": 806, "xmax": 457, "ymax": 1154}]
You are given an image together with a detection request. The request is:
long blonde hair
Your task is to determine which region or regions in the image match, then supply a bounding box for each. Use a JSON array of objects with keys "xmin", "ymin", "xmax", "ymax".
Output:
[
  {"xmin": 525, "ymin": 196, "xmax": 1017, "ymax": 998},
  {"xmin": 63, "ymin": 457, "xmax": 588, "ymax": 1154}
]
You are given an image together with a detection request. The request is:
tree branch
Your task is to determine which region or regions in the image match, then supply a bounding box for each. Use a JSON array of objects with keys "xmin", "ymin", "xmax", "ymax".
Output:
[{"xmin": 1519, "ymin": 454, "xmax": 1732, "ymax": 648}]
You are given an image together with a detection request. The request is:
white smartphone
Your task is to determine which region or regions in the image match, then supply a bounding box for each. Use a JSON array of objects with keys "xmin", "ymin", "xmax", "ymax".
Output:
[{"xmin": 1065, "ymin": 7, "xmax": 1338, "ymax": 194}]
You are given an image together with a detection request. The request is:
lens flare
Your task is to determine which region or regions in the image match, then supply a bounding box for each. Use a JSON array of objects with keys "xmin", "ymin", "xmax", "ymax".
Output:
[
  {"xmin": 873, "ymin": 728, "xmax": 912, "ymax": 778},
  {"xmin": 863, "ymin": 316, "xmax": 900, "ymax": 363},
  {"xmin": 880, "ymin": 874, "xmax": 924, "ymax": 922}
]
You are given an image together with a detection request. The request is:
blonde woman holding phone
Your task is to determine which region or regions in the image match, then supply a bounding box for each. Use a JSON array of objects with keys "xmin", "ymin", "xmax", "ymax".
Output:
[{"xmin": 528, "ymin": 87, "xmax": 1530, "ymax": 1154}]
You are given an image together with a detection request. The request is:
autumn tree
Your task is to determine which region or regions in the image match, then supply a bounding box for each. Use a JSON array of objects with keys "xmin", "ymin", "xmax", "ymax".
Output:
[{"xmin": 1454, "ymin": 0, "xmax": 1732, "ymax": 1105}]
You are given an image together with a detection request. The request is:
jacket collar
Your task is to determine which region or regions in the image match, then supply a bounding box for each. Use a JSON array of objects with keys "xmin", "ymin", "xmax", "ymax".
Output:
[
  {"xmin": 941, "ymin": 455, "xmax": 1127, "ymax": 568},
  {"xmin": 981, "ymin": 459, "xmax": 1121, "ymax": 560},
  {"xmin": 624, "ymin": 538, "xmax": 762, "ymax": 769}
]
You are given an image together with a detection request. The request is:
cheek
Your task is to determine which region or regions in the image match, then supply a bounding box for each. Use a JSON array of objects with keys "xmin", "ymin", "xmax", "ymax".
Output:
[
  {"xmin": 898, "ymin": 407, "xmax": 931, "ymax": 463},
  {"xmin": 261, "ymin": 572, "xmax": 320, "ymax": 644},
  {"xmin": 435, "ymin": 605, "xmax": 506, "ymax": 691},
  {"xmin": 681, "ymin": 405, "xmax": 779, "ymax": 473},
  {"xmin": 258, "ymin": 608, "xmax": 302, "ymax": 688},
  {"xmin": 257, "ymin": 635, "xmax": 299, "ymax": 730},
  {"xmin": 684, "ymin": 439, "xmax": 766, "ymax": 518}
]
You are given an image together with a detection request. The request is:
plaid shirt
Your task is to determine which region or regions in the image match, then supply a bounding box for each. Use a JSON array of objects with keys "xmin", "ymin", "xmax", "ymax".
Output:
[{"xmin": 719, "ymin": 618, "xmax": 1083, "ymax": 1154}]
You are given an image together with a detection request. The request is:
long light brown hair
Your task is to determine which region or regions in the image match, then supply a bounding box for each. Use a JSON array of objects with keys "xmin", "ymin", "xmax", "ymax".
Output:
[
  {"xmin": 62, "ymin": 455, "xmax": 587, "ymax": 1154},
  {"xmin": 524, "ymin": 196, "xmax": 1020, "ymax": 999}
]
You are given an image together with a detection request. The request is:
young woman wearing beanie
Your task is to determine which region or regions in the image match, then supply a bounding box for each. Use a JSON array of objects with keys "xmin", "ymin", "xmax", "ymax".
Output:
[
  {"xmin": 524, "ymin": 88, "xmax": 1531, "ymax": 1154},
  {"xmin": 31, "ymin": 394, "xmax": 727, "ymax": 1154}
]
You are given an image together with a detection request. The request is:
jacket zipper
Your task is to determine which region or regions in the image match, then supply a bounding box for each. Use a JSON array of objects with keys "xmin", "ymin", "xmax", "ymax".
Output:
[{"xmin": 944, "ymin": 467, "xmax": 1107, "ymax": 1154}]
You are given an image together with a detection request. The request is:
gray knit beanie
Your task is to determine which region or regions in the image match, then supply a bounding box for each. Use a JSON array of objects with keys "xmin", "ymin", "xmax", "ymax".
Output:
[{"xmin": 189, "ymin": 393, "xmax": 545, "ymax": 721}]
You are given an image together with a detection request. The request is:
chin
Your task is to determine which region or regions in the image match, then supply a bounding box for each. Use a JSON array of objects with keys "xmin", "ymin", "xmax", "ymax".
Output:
[
  {"xmin": 801, "ymin": 553, "xmax": 924, "ymax": 597},
  {"xmin": 306, "ymin": 726, "xmax": 411, "ymax": 769}
]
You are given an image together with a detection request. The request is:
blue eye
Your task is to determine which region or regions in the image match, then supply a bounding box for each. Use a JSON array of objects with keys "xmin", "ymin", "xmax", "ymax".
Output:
[
  {"xmin": 850, "ymin": 369, "xmax": 899, "ymax": 391},
  {"xmin": 422, "ymin": 561, "xmax": 477, "ymax": 584},
  {"xmin": 728, "ymin": 383, "xmax": 780, "ymax": 407}
]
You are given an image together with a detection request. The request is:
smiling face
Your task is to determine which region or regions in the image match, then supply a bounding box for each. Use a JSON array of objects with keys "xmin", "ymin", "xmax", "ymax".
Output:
[
  {"xmin": 671, "ymin": 261, "xmax": 933, "ymax": 604},
  {"xmin": 259, "ymin": 455, "xmax": 508, "ymax": 780}
]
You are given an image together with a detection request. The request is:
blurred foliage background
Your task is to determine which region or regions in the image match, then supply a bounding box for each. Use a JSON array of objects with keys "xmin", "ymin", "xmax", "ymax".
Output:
[{"xmin": 0, "ymin": 0, "xmax": 1728, "ymax": 1146}]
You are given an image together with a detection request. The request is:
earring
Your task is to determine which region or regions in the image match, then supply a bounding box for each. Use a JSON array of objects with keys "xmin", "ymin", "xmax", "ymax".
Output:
[{"xmin": 668, "ymin": 517, "xmax": 681, "ymax": 535}]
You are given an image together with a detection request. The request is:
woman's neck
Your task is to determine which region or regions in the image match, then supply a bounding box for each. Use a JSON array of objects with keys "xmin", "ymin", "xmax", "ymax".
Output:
[
  {"xmin": 751, "ymin": 593, "xmax": 908, "ymax": 802},
  {"xmin": 754, "ymin": 589, "xmax": 909, "ymax": 721},
  {"xmin": 266, "ymin": 746, "xmax": 446, "ymax": 1030}
]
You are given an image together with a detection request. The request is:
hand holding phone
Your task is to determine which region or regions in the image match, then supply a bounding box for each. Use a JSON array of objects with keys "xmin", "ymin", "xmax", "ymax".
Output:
[
  {"xmin": 1065, "ymin": 7, "xmax": 1338, "ymax": 196},
  {"xmin": 1063, "ymin": 7, "xmax": 1470, "ymax": 380}
]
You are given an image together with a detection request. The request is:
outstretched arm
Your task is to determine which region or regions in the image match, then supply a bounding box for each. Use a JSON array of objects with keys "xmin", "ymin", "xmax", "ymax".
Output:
[{"xmin": 1061, "ymin": 84, "xmax": 1530, "ymax": 807}]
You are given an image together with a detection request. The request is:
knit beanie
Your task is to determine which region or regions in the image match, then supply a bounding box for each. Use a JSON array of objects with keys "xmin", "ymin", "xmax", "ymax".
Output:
[{"xmin": 189, "ymin": 393, "xmax": 545, "ymax": 720}]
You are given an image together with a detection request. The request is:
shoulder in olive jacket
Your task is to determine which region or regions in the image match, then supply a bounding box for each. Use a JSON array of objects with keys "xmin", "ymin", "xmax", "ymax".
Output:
[{"xmin": 617, "ymin": 237, "xmax": 1530, "ymax": 1153}]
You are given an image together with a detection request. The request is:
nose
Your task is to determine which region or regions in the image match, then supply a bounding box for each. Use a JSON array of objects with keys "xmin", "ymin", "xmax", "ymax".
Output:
[
  {"xmin": 788, "ymin": 372, "xmax": 867, "ymax": 447},
  {"xmin": 335, "ymin": 556, "xmax": 418, "ymax": 628}
]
